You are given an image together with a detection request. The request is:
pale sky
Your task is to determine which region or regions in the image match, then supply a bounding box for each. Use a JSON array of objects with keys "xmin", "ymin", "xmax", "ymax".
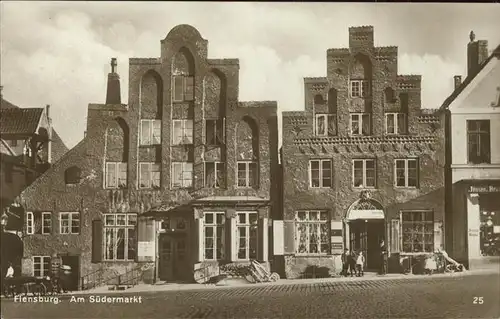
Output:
[{"xmin": 1, "ymin": 2, "xmax": 499, "ymax": 149}]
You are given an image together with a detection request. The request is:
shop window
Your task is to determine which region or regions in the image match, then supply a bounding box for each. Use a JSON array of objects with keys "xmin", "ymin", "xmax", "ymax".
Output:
[
  {"xmin": 33, "ymin": 256, "xmax": 51, "ymax": 277},
  {"xmin": 204, "ymin": 161, "xmax": 225, "ymax": 188},
  {"xmin": 203, "ymin": 212, "xmax": 225, "ymax": 260},
  {"xmin": 315, "ymin": 114, "xmax": 337, "ymax": 136},
  {"xmin": 237, "ymin": 161, "xmax": 258, "ymax": 188},
  {"xmin": 139, "ymin": 163, "xmax": 161, "ymax": 189},
  {"xmin": 309, "ymin": 159, "xmax": 332, "ymax": 188},
  {"xmin": 401, "ymin": 211, "xmax": 434, "ymax": 253},
  {"xmin": 60, "ymin": 212, "xmax": 80, "ymax": 234},
  {"xmin": 395, "ymin": 159, "xmax": 419, "ymax": 188},
  {"xmin": 353, "ymin": 159, "xmax": 376, "ymax": 188},
  {"xmin": 385, "ymin": 113, "xmax": 407, "ymax": 135},
  {"xmin": 467, "ymin": 120, "xmax": 491, "ymax": 164},
  {"xmin": 480, "ymin": 207, "xmax": 500, "ymax": 256},
  {"xmin": 295, "ymin": 211, "xmax": 329, "ymax": 254},
  {"xmin": 350, "ymin": 113, "xmax": 371, "ymax": 136},
  {"xmin": 171, "ymin": 162, "xmax": 193, "ymax": 188},
  {"xmin": 103, "ymin": 214, "xmax": 137, "ymax": 261},
  {"xmin": 236, "ymin": 212, "xmax": 258, "ymax": 260}
]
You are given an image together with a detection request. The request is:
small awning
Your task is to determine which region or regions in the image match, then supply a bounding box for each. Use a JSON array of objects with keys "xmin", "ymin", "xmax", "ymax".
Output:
[{"xmin": 347, "ymin": 209, "xmax": 385, "ymax": 221}]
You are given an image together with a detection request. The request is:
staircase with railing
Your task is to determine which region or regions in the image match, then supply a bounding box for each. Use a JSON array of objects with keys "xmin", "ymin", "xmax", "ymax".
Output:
[{"xmin": 80, "ymin": 265, "xmax": 144, "ymax": 291}]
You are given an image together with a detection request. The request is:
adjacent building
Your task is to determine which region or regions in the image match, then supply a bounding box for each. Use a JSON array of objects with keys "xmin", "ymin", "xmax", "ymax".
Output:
[
  {"xmin": 442, "ymin": 32, "xmax": 500, "ymax": 270},
  {"xmin": 16, "ymin": 24, "xmax": 279, "ymax": 289},
  {"xmin": 0, "ymin": 90, "xmax": 68, "ymax": 277},
  {"xmin": 277, "ymin": 26, "xmax": 446, "ymax": 278}
]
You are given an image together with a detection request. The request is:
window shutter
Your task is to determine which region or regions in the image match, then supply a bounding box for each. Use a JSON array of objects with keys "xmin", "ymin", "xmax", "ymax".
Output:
[
  {"xmin": 92, "ymin": 220, "xmax": 103, "ymax": 263},
  {"xmin": 283, "ymin": 220, "xmax": 295, "ymax": 254},
  {"xmin": 137, "ymin": 217, "xmax": 156, "ymax": 262},
  {"xmin": 330, "ymin": 221, "xmax": 343, "ymax": 254},
  {"xmin": 257, "ymin": 217, "xmax": 268, "ymax": 261},
  {"xmin": 196, "ymin": 217, "xmax": 204, "ymax": 262},
  {"xmin": 390, "ymin": 219, "xmax": 400, "ymax": 254},
  {"xmin": 434, "ymin": 221, "xmax": 443, "ymax": 252},
  {"xmin": 273, "ymin": 220, "xmax": 284, "ymax": 255}
]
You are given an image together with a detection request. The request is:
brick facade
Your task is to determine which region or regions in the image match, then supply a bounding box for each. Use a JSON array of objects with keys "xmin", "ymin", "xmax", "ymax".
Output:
[
  {"xmin": 17, "ymin": 24, "xmax": 279, "ymax": 287},
  {"xmin": 280, "ymin": 26, "xmax": 446, "ymax": 278}
]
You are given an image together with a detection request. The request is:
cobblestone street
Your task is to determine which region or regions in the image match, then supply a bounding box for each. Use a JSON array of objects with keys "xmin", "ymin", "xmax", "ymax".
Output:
[{"xmin": 2, "ymin": 273, "xmax": 499, "ymax": 319}]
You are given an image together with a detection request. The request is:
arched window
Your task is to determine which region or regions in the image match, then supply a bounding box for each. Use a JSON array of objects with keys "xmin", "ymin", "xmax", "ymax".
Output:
[
  {"xmin": 140, "ymin": 70, "xmax": 163, "ymax": 119},
  {"xmin": 65, "ymin": 166, "xmax": 82, "ymax": 185},
  {"xmin": 314, "ymin": 94, "xmax": 325, "ymax": 105},
  {"xmin": 384, "ymin": 87, "xmax": 395, "ymax": 103}
]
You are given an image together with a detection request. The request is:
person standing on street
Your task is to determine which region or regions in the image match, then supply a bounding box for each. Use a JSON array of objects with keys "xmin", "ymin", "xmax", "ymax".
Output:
[{"xmin": 379, "ymin": 239, "xmax": 387, "ymax": 275}]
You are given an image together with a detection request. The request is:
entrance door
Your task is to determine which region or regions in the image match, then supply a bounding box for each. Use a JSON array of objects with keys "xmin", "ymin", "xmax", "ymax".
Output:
[
  {"xmin": 60, "ymin": 255, "xmax": 80, "ymax": 291},
  {"xmin": 159, "ymin": 234, "xmax": 188, "ymax": 282},
  {"xmin": 349, "ymin": 220, "xmax": 385, "ymax": 271}
]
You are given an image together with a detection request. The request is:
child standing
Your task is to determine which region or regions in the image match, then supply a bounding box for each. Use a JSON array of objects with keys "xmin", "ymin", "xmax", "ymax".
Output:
[
  {"xmin": 341, "ymin": 248, "xmax": 350, "ymax": 277},
  {"xmin": 356, "ymin": 251, "xmax": 365, "ymax": 277},
  {"xmin": 348, "ymin": 250, "xmax": 357, "ymax": 277}
]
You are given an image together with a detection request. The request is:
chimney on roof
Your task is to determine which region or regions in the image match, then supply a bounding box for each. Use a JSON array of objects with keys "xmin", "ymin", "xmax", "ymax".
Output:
[
  {"xmin": 454, "ymin": 75, "xmax": 462, "ymax": 90},
  {"xmin": 45, "ymin": 104, "xmax": 52, "ymax": 163},
  {"xmin": 467, "ymin": 31, "xmax": 489, "ymax": 77},
  {"xmin": 106, "ymin": 58, "xmax": 122, "ymax": 105}
]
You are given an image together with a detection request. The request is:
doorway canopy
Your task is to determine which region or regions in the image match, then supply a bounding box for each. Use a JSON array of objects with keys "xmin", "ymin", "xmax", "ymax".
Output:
[{"xmin": 346, "ymin": 198, "xmax": 384, "ymax": 221}]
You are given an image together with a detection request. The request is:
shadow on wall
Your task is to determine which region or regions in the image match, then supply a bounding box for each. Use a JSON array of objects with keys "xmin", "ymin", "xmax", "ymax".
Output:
[{"xmin": 300, "ymin": 265, "xmax": 332, "ymax": 279}]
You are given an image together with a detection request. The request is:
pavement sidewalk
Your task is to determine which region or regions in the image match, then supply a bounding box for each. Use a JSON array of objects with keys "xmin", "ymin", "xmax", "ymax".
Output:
[{"xmin": 69, "ymin": 267, "xmax": 499, "ymax": 295}]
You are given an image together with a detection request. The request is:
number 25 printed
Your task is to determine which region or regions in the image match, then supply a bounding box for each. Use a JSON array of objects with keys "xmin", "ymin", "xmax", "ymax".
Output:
[{"xmin": 473, "ymin": 297, "xmax": 484, "ymax": 304}]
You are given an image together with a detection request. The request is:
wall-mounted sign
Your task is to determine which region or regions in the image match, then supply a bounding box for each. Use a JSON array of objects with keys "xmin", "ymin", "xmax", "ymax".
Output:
[
  {"xmin": 468, "ymin": 228, "xmax": 480, "ymax": 237},
  {"xmin": 138, "ymin": 241, "xmax": 155, "ymax": 257},
  {"xmin": 468, "ymin": 185, "xmax": 500, "ymax": 193}
]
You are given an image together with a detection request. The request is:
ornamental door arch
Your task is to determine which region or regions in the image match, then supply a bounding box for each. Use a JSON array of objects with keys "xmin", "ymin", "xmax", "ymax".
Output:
[{"xmin": 344, "ymin": 192, "xmax": 386, "ymax": 271}]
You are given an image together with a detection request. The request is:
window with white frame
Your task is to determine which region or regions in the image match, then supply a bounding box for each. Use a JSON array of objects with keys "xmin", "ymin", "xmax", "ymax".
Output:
[
  {"xmin": 236, "ymin": 212, "xmax": 258, "ymax": 260},
  {"xmin": 103, "ymin": 213, "xmax": 137, "ymax": 261},
  {"xmin": 395, "ymin": 159, "xmax": 418, "ymax": 188},
  {"xmin": 204, "ymin": 212, "xmax": 225, "ymax": 260},
  {"xmin": 172, "ymin": 120, "xmax": 194, "ymax": 145},
  {"xmin": 33, "ymin": 256, "xmax": 51, "ymax": 277},
  {"xmin": 26, "ymin": 212, "xmax": 34, "ymax": 235},
  {"xmin": 205, "ymin": 119, "xmax": 225, "ymax": 145},
  {"xmin": 173, "ymin": 76, "xmax": 195, "ymax": 102},
  {"xmin": 309, "ymin": 159, "xmax": 332, "ymax": 188},
  {"xmin": 60, "ymin": 212, "xmax": 80, "ymax": 234},
  {"xmin": 315, "ymin": 114, "xmax": 337, "ymax": 136},
  {"xmin": 42, "ymin": 212, "xmax": 52, "ymax": 235},
  {"xmin": 172, "ymin": 162, "xmax": 193, "ymax": 188},
  {"xmin": 350, "ymin": 113, "xmax": 371, "ymax": 135},
  {"xmin": 295, "ymin": 211, "xmax": 329, "ymax": 254},
  {"xmin": 385, "ymin": 113, "xmax": 407, "ymax": 135},
  {"xmin": 350, "ymin": 80, "xmax": 369, "ymax": 98},
  {"xmin": 237, "ymin": 161, "xmax": 258, "ymax": 188},
  {"xmin": 204, "ymin": 161, "xmax": 225, "ymax": 188},
  {"xmin": 353, "ymin": 159, "xmax": 376, "ymax": 188},
  {"xmin": 139, "ymin": 162, "xmax": 161, "ymax": 189},
  {"xmin": 140, "ymin": 119, "xmax": 161, "ymax": 146},
  {"xmin": 105, "ymin": 162, "xmax": 127, "ymax": 189},
  {"xmin": 402, "ymin": 211, "xmax": 434, "ymax": 253}
]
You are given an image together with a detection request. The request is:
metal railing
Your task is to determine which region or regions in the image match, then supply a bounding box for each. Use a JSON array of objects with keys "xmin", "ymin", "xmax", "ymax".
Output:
[{"xmin": 80, "ymin": 267, "xmax": 118, "ymax": 291}]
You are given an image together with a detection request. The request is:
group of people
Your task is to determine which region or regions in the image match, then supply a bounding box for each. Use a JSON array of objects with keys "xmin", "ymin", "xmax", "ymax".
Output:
[
  {"xmin": 341, "ymin": 249, "xmax": 365, "ymax": 277},
  {"xmin": 341, "ymin": 239, "xmax": 388, "ymax": 277}
]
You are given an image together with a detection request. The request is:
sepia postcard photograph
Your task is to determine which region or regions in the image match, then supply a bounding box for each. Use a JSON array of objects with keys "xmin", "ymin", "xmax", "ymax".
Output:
[{"xmin": 0, "ymin": 1, "xmax": 499, "ymax": 318}]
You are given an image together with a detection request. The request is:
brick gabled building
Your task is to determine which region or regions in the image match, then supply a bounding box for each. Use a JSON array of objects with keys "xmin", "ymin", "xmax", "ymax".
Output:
[
  {"xmin": 16, "ymin": 24, "xmax": 279, "ymax": 288},
  {"xmin": 278, "ymin": 26, "xmax": 446, "ymax": 278}
]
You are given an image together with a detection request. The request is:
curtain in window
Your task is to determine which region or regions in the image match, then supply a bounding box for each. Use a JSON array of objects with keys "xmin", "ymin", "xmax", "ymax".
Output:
[
  {"xmin": 106, "ymin": 163, "xmax": 117, "ymax": 188},
  {"xmin": 205, "ymin": 162, "xmax": 215, "ymax": 187},
  {"xmin": 351, "ymin": 117, "xmax": 360, "ymax": 134},
  {"xmin": 296, "ymin": 223, "xmax": 308, "ymax": 253},
  {"xmin": 216, "ymin": 163, "xmax": 225, "ymax": 188},
  {"xmin": 386, "ymin": 114, "xmax": 395, "ymax": 134},
  {"xmin": 182, "ymin": 120, "xmax": 194, "ymax": 144},
  {"xmin": 327, "ymin": 115, "xmax": 337, "ymax": 136},
  {"xmin": 397, "ymin": 113, "xmax": 407, "ymax": 134},
  {"xmin": 316, "ymin": 116, "xmax": 325, "ymax": 135},
  {"xmin": 105, "ymin": 228, "xmax": 115, "ymax": 260},
  {"xmin": 353, "ymin": 161, "xmax": 363, "ymax": 187},
  {"xmin": 151, "ymin": 164, "xmax": 161, "ymax": 188}
]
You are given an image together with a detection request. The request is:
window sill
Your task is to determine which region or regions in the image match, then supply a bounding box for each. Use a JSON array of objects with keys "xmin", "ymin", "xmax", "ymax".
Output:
[
  {"xmin": 102, "ymin": 260, "xmax": 137, "ymax": 263},
  {"xmin": 352, "ymin": 187, "xmax": 376, "ymax": 190},
  {"xmin": 105, "ymin": 187, "xmax": 128, "ymax": 190},
  {"xmin": 309, "ymin": 187, "xmax": 333, "ymax": 190},
  {"xmin": 394, "ymin": 186, "xmax": 419, "ymax": 190}
]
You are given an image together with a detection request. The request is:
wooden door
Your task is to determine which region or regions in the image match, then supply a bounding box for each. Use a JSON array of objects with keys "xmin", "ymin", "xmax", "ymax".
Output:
[{"xmin": 159, "ymin": 235, "xmax": 174, "ymax": 281}]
